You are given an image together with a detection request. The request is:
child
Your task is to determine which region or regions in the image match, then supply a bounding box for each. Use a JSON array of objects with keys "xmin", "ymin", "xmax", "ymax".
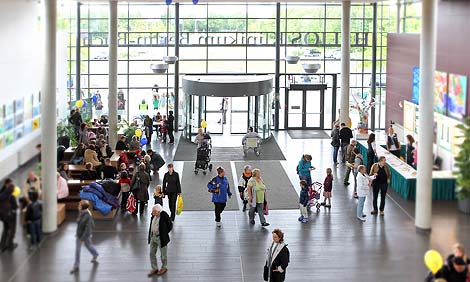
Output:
[
  {"xmin": 25, "ymin": 190, "xmax": 42, "ymax": 250},
  {"xmin": 144, "ymin": 155, "xmax": 152, "ymax": 179},
  {"xmin": 356, "ymin": 165, "xmax": 376, "ymax": 222},
  {"xmin": 153, "ymin": 185, "xmax": 164, "ymax": 206},
  {"xmin": 118, "ymin": 170, "xmax": 131, "ymax": 210},
  {"xmin": 321, "ymin": 168, "xmax": 333, "ymax": 207},
  {"xmin": 351, "ymin": 148, "xmax": 363, "ymax": 198},
  {"xmin": 298, "ymin": 180, "xmax": 309, "ymax": 223}
]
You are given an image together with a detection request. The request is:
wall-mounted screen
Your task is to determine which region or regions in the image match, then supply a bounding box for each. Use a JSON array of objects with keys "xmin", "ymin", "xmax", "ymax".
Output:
[
  {"xmin": 448, "ymin": 74, "xmax": 467, "ymax": 119},
  {"xmin": 411, "ymin": 66, "xmax": 420, "ymax": 104}
]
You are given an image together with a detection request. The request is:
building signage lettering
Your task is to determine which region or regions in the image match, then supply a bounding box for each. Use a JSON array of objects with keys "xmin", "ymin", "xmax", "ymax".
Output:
[{"xmin": 82, "ymin": 31, "xmax": 369, "ymax": 47}]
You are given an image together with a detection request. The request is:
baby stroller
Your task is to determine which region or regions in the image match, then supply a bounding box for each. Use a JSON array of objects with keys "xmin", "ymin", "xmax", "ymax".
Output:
[
  {"xmin": 307, "ymin": 182, "xmax": 323, "ymax": 213},
  {"xmin": 194, "ymin": 141, "xmax": 213, "ymax": 175}
]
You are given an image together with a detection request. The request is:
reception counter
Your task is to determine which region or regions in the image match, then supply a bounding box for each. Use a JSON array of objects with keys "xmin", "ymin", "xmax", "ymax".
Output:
[{"xmin": 357, "ymin": 141, "xmax": 455, "ymax": 200}]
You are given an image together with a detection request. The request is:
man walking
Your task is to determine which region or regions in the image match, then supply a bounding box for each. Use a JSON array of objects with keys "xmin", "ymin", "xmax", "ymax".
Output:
[
  {"xmin": 148, "ymin": 204, "xmax": 173, "ymax": 277},
  {"xmin": 70, "ymin": 201, "xmax": 98, "ymax": 274},
  {"xmin": 167, "ymin": 111, "xmax": 175, "ymax": 144},
  {"xmin": 339, "ymin": 122, "xmax": 353, "ymax": 163},
  {"xmin": 369, "ymin": 156, "xmax": 391, "ymax": 216}
]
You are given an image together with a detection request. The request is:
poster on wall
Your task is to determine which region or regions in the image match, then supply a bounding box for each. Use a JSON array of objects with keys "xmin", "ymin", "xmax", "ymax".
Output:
[
  {"xmin": 24, "ymin": 94, "xmax": 33, "ymax": 121},
  {"xmin": 4, "ymin": 131, "xmax": 14, "ymax": 146},
  {"xmin": 403, "ymin": 101, "xmax": 416, "ymax": 131},
  {"xmin": 23, "ymin": 120, "xmax": 32, "ymax": 135},
  {"xmin": 448, "ymin": 74, "xmax": 467, "ymax": 119},
  {"xmin": 32, "ymin": 117, "xmax": 40, "ymax": 131},
  {"xmin": 434, "ymin": 71, "xmax": 448, "ymax": 114},
  {"xmin": 436, "ymin": 114, "xmax": 452, "ymax": 152},
  {"xmin": 411, "ymin": 66, "xmax": 420, "ymax": 104},
  {"xmin": 4, "ymin": 117, "xmax": 14, "ymax": 131},
  {"xmin": 0, "ymin": 135, "xmax": 4, "ymax": 149},
  {"xmin": 0, "ymin": 105, "xmax": 4, "ymax": 135},
  {"xmin": 14, "ymin": 125, "xmax": 24, "ymax": 140}
]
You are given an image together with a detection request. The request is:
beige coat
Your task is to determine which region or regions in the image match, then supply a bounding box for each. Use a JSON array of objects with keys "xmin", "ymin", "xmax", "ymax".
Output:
[
  {"xmin": 22, "ymin": 177, "xmax": 42, "ymax": 200},
  {"xmin": 84, "ymin": 149, "xmax": 102, "ymax": 167}
]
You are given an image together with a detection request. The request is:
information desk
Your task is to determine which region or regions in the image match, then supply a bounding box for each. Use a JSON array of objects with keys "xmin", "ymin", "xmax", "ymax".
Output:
[{"xmin": 357, "ymin": 141, "xmax": 455, "ymax": 200}]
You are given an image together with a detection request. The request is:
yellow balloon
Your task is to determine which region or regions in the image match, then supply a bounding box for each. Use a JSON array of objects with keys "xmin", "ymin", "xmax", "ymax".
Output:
[
  {"xmin": 424, "ymin": 250, "xmax": 443, "ymax": 274},
  {"xmin": 201, "ymin": 120, "xmax": 207, "ymax": 129},
  {"xmin": 135, "ymin": 128, "xmax": 143, "ymax": 137},
  {"xmin": 75, "ymin": 100, "xmax": 83, "ymax": 108},
  {"xmin": 12, "ymin": 186, "xmax": 21, "ymax": 197}
]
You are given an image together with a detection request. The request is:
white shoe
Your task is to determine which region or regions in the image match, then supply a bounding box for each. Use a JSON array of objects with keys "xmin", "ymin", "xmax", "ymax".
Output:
[
  {"xmin": 216, "ymin": 222, "xmax": 222, "ymax": 228},
  {"xmin": 357, "ymin": 217, "xmax": 366, "ymax": 222}
]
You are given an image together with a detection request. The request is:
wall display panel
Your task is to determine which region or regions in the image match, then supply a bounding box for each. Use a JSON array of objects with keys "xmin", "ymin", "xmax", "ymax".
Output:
[
  {"xmin": 447, "ymin": 74, "xmax": 467, "ymax": 119},
  {"xmin": 434, "ymin": 71, "xmax": 448, "ymax": 114}
]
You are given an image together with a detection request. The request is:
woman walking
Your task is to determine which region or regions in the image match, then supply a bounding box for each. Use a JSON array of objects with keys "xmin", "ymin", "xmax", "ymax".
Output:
[
  {"xmin": 366, "ymin": 133, "xmax": 377, "ymax": 174},
  {"xmin": 70, "ymin": 201, "xmax": 98, "ymax": 274},
  {"xmin": 162, "ymin": 164, "xmax": 181, "ymax": 222},
  {"xmin": 264, "ymin": 229, "xmax": 290, "ymax": 282},
  {"xmin": 144, "ymin": 115, "xmax": 153, "ymax": 145},
  {"xmin": 207, "ymin": 166, "xmax": 232, "ymax": 228},
  {"xmin": 130, "ymin": 163, "xmax": 151, "ymax": 216},
  {"xmin": 237, "ymin": 165, "xmax": 252, "ymax": 212},
  {"xmin": 356, "ymin": 165, "xmax": 376, "ymax": 222},
  {"xmin": 406, "ymin": 135, "xmax": 416, "ymax": 167},
  {"xmin": 247, "ymin": 168, "xmax": 269, "ymax": 227}
]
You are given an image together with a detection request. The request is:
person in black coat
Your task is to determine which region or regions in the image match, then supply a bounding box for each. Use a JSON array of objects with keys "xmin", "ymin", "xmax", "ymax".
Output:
[
  {"xmin": 115, "ymin": 136, "xmax": 129, "ymax": 151},
  {"xmin": 146, "ymin": 149, "xmax": 165, "ymax": 174},
  {"xmin": 0, "ymin": 179, "xmax": 18, "ymax": 252},
  {"xmin": 148, "ymin": 204, "xmax": 173, "ymax": 277},
  {"xmin": 264, "ymin": 229, "xmax": 289, "ymax": 282},
  {"xmin": 339, "ymin": 123, "xmax": 353, "ymax": 163},
  {"xmin": 166, "ymin": 111, "xmax": 175, "ymax": 144},
  {"xmin": 162, "ymin": 163, "xmax": 181, "ymax": 221}
]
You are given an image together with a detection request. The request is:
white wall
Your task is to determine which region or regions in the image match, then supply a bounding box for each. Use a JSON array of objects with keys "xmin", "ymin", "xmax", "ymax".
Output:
[{"xmin": 0, "ymin": 0, "xmax": 42, "ymax": 179}]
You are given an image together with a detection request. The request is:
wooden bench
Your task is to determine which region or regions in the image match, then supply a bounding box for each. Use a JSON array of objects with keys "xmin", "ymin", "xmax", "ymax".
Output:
[
  {"xmin": 64, "ymin": 147, "xmax": 75, "ymax": 161},
  {"xmin": 68, "ymin": 164, "xmax": 87, "ymax": 178},
  {"xmin": 57, "ymin": 203, "xmax": 66, "ymax": 226},
  {"xmin": 82, "ymin": 200, "xmax": 118, "ymax": 221},
  {"xmin": 59, "ymin": 179, "xmax": 95, "ymax": 210},
  {"xmin": 110, "ymin": 150, "xmax": 138, "ymax": 168}
]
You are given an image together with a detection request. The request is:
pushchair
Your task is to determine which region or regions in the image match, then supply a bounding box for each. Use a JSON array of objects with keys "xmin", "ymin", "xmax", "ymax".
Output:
[
  {"xmin": 194, "ymin": 141, "xmax": 213, "ymax": 175},
  {"xmin": 307, "ymin": 181, "xmax": 323, "ymax": 213}
]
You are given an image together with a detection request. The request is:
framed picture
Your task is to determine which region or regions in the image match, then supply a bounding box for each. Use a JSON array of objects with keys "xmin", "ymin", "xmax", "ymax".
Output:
[
  {"xmin": 448, "ymin": 74, "xmax": 467, "ymax": 119},
  {"xmin": 403, "ymin": 101, "xmax": 416, "ymax": 131},
  {"xmin": 411, "ymin": 66, "xmax": 420, "ymax": 105},
  {"xmin": 433, "ymin": 71, "xmax": 448, "ymax": 114}
]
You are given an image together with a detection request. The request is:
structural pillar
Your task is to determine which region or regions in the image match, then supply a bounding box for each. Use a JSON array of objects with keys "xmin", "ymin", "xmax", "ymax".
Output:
[
  {"xmin": 340, "ymin": 0, "xmax": 351, "ymax": 125},
  {"xmin": 274, "ymin": 2, "xmax": 281, "ymax": 131},
  {"xmin": 396, "ymin": 0, "xmax": 401, "ymax": 33},
  {"xmin": 415, "ymin": 0, "xmax": 437, "ymax": 231},
  {"xmin": 76, "ymin": 2, "xmax": 81, "ymax": 101},
  {"xmin": 174, "ymin": 3, "xmax": 180, "ymax": 133},
  {"xmin": 108, "ymin": 0, "xmax": 118, "ymax": 148},
  {"xmin": 370, "ymin": 3, "xmax": 378, "ymax": 131},
  {"xmin": 42, "ymin": 0, "xmax": 58, "ymax": 233}
]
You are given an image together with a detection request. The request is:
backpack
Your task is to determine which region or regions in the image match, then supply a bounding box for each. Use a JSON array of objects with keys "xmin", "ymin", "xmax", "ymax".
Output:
[{"xmin": 208, "ymin": 177, "xmax": 220, "ymax": 193}]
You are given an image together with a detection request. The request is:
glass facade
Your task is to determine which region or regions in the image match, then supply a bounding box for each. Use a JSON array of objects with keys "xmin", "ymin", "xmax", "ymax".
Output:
[{"xmin": 59, "ymin": 1, "xmax": 417, "ymax": 131}]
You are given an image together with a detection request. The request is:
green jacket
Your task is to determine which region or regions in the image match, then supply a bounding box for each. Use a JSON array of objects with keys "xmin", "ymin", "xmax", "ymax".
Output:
[{"xmin": 76, "ymin": 210, "xmax": 94, "ymax": 240}]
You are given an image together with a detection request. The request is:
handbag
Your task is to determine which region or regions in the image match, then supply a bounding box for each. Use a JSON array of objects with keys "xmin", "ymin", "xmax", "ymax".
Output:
[
  {"xmin": 126, "ymin": 193, "xmax": 136, "ymax": 213},
  {"xmin": 264, "ymin": 200, "xmax": 269, "ymax": 216},
  {"xmin": 263, "ymin": 264, "xmax": 269, "ymax": 281},
  {"xmin": 176, "ymin": 194, "xmax": 184, "ymax": 215}
]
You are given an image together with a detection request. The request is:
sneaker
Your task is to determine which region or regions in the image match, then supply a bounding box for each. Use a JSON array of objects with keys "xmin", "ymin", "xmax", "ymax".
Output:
[
  {"xmin": 353, "ymin": 192, "xmax": 358, "ymax": 198},
  {"xmin": 380, "ymin": 211, "xmax": 384, "ymax": 216},
  {"xmin": 320, "ymin": 202, "xmax": 326, "ymax": 206},
  {"xmin": 261, "ymin": 222, "xmax": 270, "ymax": 227},
  {"xmin": 148, "ymin": 269, "xmax": 158, "ymax": 277},
  {"xmin": 250, "ymin": 220, "xmax": 255, "ymax": 225},
  {"xmin": 91, "ymin": 255, "xmax": 98, "ymax": 263},
  {"xmin": 344, "ymin": 182, "xmax": 350, "ymax": 186},
  {"xmin": 298, "ymin": 216, "xmax": 304, "ymax": 222},
  {"xmin": 371, "ymin": 210, "xmax": 378, "ymax": 215},
  {"xmin": 362, "ymin": 214, "xmax": 367, "ymax": 218},
  {"xmin": 216, "ymin": 222, "xmax": 222, "ymax": 228},
  {"xmin": 242, "ymin": 206, "xmax": 246, "ymax": 212},
  {"xmin": 357, "ymin": 217, "xmax": 366, "ymax": 222},
  {"xmin": 157, "ymin": 268, "xmax": 168, "ymax": 276},
  {"xmin": 70, "ymin": 267, "xmax": 79, "ymax": 274},
  {"xmin": 301, "ymin": 218, "xmax": 309, "ymax": 223}
]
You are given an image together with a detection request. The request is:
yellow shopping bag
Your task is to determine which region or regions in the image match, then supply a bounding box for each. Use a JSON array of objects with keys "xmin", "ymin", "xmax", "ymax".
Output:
[{"xmin": 176, "ymin": 194, "xmax": 184, "ymax": 215}]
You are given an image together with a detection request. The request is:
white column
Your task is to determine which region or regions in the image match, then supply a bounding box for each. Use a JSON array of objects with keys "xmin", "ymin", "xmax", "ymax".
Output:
[
  {"xmin": 396, "ymin": 0, "xmax": 401, "ymax": 33},
  {"xmin": 340, "ymin": 0, "xmax": 351, "ymax": 125},
  {"xmin": 42, "ymin": 0, "xmax": 58, "ymax": 233},
  {"xmin": 415, "ymin": 0, "xmax": 437, "ymax": 230},
  {"xmin": 108, "ymin": 0, "xmax": 118, "ymax": 148}
]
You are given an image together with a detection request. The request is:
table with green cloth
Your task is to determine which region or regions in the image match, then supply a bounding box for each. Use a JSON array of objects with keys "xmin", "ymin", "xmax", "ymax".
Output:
[{"xmin": 357, "ymin": 141, "xmax": 455, "ymax": 200}]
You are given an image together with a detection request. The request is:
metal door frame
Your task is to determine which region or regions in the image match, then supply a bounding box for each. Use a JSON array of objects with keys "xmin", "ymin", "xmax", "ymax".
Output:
[{"xmin": 285, "ymin": 84, "xmax": 327, "ymax": 130}]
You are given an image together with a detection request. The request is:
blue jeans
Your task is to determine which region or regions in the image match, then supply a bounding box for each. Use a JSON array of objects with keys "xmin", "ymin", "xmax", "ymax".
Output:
[
  {"xmin": 28, "ymin": 220, "xmax": 42, "ymax": 246},
  {"xmin": 333, "ymin": 146, "xmax": 340, "ymax": 163},
  {"xmin": 357, "ymin": 196, "xmax": 366, "ymax": 218},
  {"xmin": 249, "ymin": 203, "xmax": 266, "ymax": 224},
  {"xmin": 74, "ymin": 237, "xmax": 98, "ymax": 268}
]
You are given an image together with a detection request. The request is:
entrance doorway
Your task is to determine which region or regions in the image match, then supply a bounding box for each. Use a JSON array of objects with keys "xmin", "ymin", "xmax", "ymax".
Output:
[{"xmin": 285, "ymin": 84, "xmax": 329, "ymax": 130}]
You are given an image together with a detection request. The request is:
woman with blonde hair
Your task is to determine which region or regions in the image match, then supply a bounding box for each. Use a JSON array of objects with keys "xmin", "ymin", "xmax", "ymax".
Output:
[{"xmin": 247, "ymin": 168, "xmax": 269, "ymax": 227}]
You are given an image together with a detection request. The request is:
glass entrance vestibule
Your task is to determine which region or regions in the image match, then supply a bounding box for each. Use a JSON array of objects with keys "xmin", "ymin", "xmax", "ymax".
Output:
[{"xmin": 181, "ymin": 75, "xmax": 273, "ymax": 141}]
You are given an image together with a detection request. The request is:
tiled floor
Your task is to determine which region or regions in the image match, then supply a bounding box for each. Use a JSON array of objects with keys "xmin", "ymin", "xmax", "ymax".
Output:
[{"xmin": 1, "ymin": 130, "xmax": 469, "ymax": 282}]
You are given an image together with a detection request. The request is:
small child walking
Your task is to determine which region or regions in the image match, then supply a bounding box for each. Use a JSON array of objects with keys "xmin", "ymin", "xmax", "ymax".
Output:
[
  {"xmin": 118, "ymin": 170, "xmax": 131, "ymax": 210},
  {"xmin": 298, "ymin": 180, "xmax": 309, "ymax": 223},
  {"xmin": 321, "ymin": 168, "xmax": 333, "ymax": 208},
  {"xmin": 356, "ymin": 165, "xmax": 376, "ymax": 222},
  {"xmin": 153, "ymin": 185, "xmax": 164, "ymax": 206},
  {"xmin": 25, "ymin": 190, "xmax": 42, "ymax": 250}
]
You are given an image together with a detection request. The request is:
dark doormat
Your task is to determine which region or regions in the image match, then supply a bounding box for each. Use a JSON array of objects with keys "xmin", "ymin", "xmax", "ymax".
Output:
[
  {"xmin": 288, "ymin": 130, "xmax": 330, "ymax": 139},
  {"xmin": 173, "ymin": 137, "xmax": 286, "ymax": 161}
]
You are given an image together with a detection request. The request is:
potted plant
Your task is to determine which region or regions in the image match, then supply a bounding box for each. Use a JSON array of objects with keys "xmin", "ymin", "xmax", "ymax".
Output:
[
  {"xmin": 454, "ymin": 117, "xmax": 470, "ymax": 213},
  {"xmin": 57, "ymin": 119, "xmax": 78, "ymax": 148},
  {"xmin": 118, "ymin": 120, "xmax": 139, "ymax": 141}
]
